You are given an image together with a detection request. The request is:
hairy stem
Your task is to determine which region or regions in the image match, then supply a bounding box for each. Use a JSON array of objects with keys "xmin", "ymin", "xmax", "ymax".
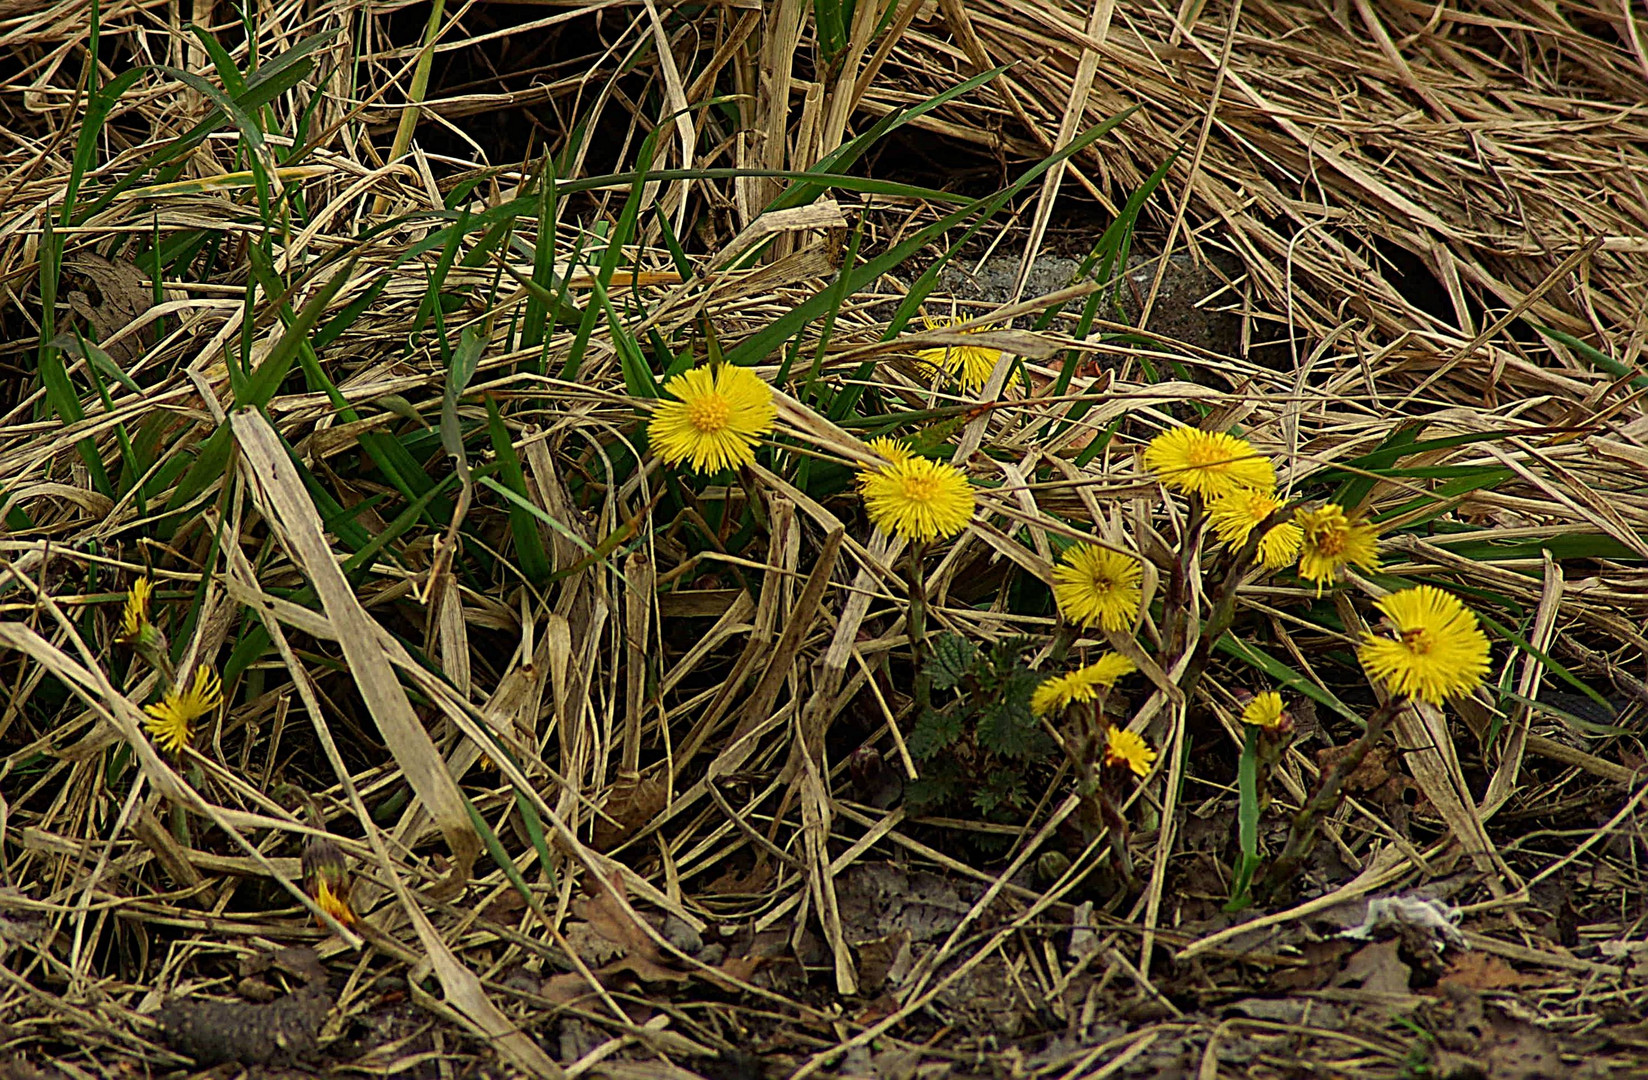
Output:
[
  {"xmin": 907, "ymin": 542, "xmax": 930, "ymax": 713},
  {"xmin": 1175, "ymin": 502, "xmax": 1292, "ymax": 704},
  {"xmin": 1162, "ymin": 492, "xmax": 1205, "ymax": 665},
  {"xmin": 1255, "ymin": 693, "xmax": 1405, "ymax": 902}
]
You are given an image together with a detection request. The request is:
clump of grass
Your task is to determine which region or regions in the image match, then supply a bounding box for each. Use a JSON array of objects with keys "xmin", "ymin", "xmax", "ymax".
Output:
[{"xmin": 1, "ymin": 0, "xmax": 1646, "ymax": 1072}]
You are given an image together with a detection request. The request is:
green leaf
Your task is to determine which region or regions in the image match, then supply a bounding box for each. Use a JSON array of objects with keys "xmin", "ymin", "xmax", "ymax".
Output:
[
  {"xmin": 814, "ymin": 0, "xmax": 853, "ymax": 63},
  {"xmin": 906, "ymin": 758, "xmax": 962, "ymax": 812},
  {"xmin": 907, "ymin": 707, "xmax": 963, "ymax": 759},
  {"xmin": 485, "ymin": 396, "xmax": 553, "ymax": 586},
  {"xmin": 976, "ymin": 683, "xmax": 1040, "ymax": 760},
  {"xmin": 1226, "ymin": 725, "xmax": 1263, "ymax": 912},
  {"xmin": 1217, "ymin": 633, "xmax": 1361, "ymax": 724},
  {"xmin": 927, "ymin": 632, "xmax": 976, "ymax": 691},
  {"xmin": 1536, "ymin": 323, "xmax": 1648, "ymax": 390}
]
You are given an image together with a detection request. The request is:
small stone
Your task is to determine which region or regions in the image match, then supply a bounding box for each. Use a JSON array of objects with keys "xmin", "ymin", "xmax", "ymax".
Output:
[{"xmin": 662, "ymin": 914, "xmax": 704, "ymax": 955}]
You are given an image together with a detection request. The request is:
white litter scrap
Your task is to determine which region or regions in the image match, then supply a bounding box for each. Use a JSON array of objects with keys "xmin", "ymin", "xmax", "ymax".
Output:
[{"xmin": 1339, "ymin": 895, "xmax": 1466, "ymax": 950}]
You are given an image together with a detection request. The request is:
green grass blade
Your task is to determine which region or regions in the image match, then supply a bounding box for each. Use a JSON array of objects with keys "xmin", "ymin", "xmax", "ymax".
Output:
[
  {"xmin": 1227, "ymin": 724, "xmax": 1262, "ymax": 911},
  {"xmin": 485, "ymin": 396, "xmax": 553, "ymax": 585},
  {"xmin": 1536, "ymin": 323, "xmax": 1648, "ymax": 390},
  {"xmin": 188, "ymin": 24, "xmax": 248, "ymax": 97},
  {"xmin": 35, "ymin": 223, "xmax": 114, "ymax": 495},
  {"xmin": 560, "ymin": 131, "xmax": 658, "ymax": 381},
  {"xmin": 241, "ymin": 255, "xmax": 358, "ymax": 407},
  {"xmin": 1217, "ymin": 632, "xmax": 1361, "ymax": 724},
  {"xmin": 62, "ymin": 68, "xmax": 145, "ymax": 225}
]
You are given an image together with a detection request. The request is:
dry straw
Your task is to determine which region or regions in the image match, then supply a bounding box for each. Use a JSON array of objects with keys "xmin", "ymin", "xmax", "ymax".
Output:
[{"xmin": 0, "ymin": 0, "xmax": 1645, "ymax": 1072}]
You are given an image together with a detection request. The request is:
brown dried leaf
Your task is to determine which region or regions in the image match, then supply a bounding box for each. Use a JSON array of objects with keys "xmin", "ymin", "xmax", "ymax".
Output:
[
  {"xmin": 1329, "ymin": 940, "xmax": 1412, "ymax": 996},
  {"xmin": 573, "ymin": 871, "xmax": 662, "ymax": 961},
  {"xmin": 592, "ymin": 772, "xmax": 667, "ymax": 852},
  {"xmin": 1439, "ymin": 951, "xmax": 1543, "ymax": 991}
]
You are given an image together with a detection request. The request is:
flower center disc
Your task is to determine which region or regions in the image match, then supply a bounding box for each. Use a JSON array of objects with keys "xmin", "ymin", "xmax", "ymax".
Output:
[
  {"xmin": 1402, "ymin": 628, "xmax": 1434, "ymax": 655},
  {"xmin": 1187, "ymin": 442, "xmax": 1230, "ymax": 468},
  {"xmin": 899, "ymin": 475, "xmax": 940, "ymax": 502},
  {"xmin": 1317, "ymin": 531, "xmax": 1346, "ymax": 555},
  {"xmin": 687, "ymin": 395, "xmax": 732, "ymax": 433}
]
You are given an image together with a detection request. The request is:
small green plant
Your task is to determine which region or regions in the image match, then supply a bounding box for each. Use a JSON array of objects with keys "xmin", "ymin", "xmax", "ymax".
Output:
[{"xmin": 904, "ymin": 633, "xmax": 1054, "ymax": 820}]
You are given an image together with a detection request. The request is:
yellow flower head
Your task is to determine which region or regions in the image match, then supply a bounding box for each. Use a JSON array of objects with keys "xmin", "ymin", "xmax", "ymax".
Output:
[
  {"xmin": 1358, "ymin": 586, "xmax": 1491, "ymax": 705},
  {"xmin": 1052, "ymin": 544, "xmax": 1143, "ymax": 631},
  {"xmin": 142, "ymin": 664, "xmax": 222, "ymax": 754},
  {"xmin": 860, "ymin": 455, "xmax": 975, "ymax": 542},
  {"xmin": 1143, "ymin": 427, "xmax": 1274, "ymax": 499},
  {"xmin": 1257, "ymin": 521, "xmax": 1305, "ymax": 571},
  {"xmin": 1030, "ymin": 653, "xmax": 1138, "ymax": 716},
  {"xmin": 1104, "ymin": 727, "xmax": 1157, "ymax": 777},
  {"xmin": 914, "ymin": 315, "xmax": 1002, "ymax": 392},
  {"xmin": 1241, "ymin": 690, "xmax": 1287, "ymax": 729},
  {"xmin": 315, "ymin": 878, "xmax": 358, "ymax": 927},
  {"xmin": 856, "ymin": 437, "xmax": 915, "ymax": 491},
  {"xmin": 118, "ymin": 577, "xmax": 156, "ymax": 644},
  {"xmin": 303, "ymin": 835, "xmax": 359, "ymax": 928},
  {"xmin": 1208, "ymin": 489, "xmax": 1304, "ymax": 570},
  {"xmin": 1295, "ymin": 504, "xmax": 1380, "ymax": 591},
  {"xmin": 648, "ymin": 365, "xmax": 776, "ymax": 474}
]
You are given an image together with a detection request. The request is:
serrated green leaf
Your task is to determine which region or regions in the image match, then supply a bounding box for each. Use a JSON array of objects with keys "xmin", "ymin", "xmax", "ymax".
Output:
[
  {"xmin": 927, "ymin": 633, "xmax": 976, "ymax": 691},
  {"xmin": 906, "ymin": 707, "xmax": 962, "ymax": 759},
  {"xmin": 977, "ymin": 684, "xmax": 1040, "ymax": 760}
]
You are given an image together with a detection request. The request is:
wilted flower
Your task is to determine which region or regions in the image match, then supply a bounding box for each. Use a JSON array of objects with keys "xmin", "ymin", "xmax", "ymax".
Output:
[
  {"xmin": 118, "ymin": 577, "xmax": 156, "ymax": 644},
  {"xmin": 1030, "ymin": 653, "xmax": 1138, "ymax": 716},
  {"xmin": 1208, "ymin": 489, "xmax": 1304, "ymax": 570},
  {"xmin": 1295, "ymin": 504, "xmax": 1380, "ymax": 590},
  {"xmin": 914, "ymin": 315, "xmax": 1002, "ymax": 392},
  {"xmin": 301, "ymin": 834, "xmax": 358, "ymax": 929}
]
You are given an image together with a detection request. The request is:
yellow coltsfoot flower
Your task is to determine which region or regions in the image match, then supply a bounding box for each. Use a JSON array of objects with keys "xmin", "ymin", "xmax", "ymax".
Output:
[
  {"xmin": 647, "ymin": 365, "xmax": 776, "ymax": 474},
  {"xmin": 1207, "ymin": 489, "xmax": 1304, "ymax": 570},
  {"xmin": 1295, "ymin": 504, "xmax": 1380, "ymax": 590},
  {"xmin": 1143, "ymin": 427, "xmax": 1274, "ymax": 499},
  {"xmin": 1240, "ymin": 690, "xmax": 1287, "ymax": 729},
  {"xmin": 1030, "ymin": 653, "xmax": 1138, "ymax": 716},
  {"xmin": 1358, "ymin": 585, "xmax": 1491, "ymax": 705},
  {"xmin": 142, "ymin": 664, "xmax": 222, "ymax": 754},
  {"xmin": 1051, "ymin": 544, "xmax": 1143, "ymax": 632},
  {"xmin": 860, "ymin": 455, "xmax": 975, "ymax": 542},
  {"xmin": 856, "ymin": 437, "xmax": 915, "ymax": 491},
  {"xmin": 913, "ymin": 315, "xmax": 1002, "ymax": 392},
  {"xmin": 302, "ymin": 834, "xmax": 359, "ymax": 929},
  {"xmin": 118, "ymin": 577, "xmax": 156, "ymax": 644},
  {"xmin": 1104, "ymin": 727, "xmax": 1157, "ymax": 777}
]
